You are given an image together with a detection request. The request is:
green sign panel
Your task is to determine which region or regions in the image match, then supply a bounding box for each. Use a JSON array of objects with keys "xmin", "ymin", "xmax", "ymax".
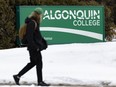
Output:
[{"xmin": 16, "ymin": 6, "xmax": 105, "ymax": 44}]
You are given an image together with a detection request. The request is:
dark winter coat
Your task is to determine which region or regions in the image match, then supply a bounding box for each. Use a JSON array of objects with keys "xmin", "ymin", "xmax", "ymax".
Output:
[{"xmin": 25, "ymin": 17, "xmax": 47, "ymax": 51}]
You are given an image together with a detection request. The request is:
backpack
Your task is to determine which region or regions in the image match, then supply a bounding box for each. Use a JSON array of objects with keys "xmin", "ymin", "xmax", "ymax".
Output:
[
  {"xmin": 19, "ymin": 20, "xmax": 37, "ymax": 46},
  {"xmin": 19, "ymin": 20, "xmax": 48, "ymax": 50}
]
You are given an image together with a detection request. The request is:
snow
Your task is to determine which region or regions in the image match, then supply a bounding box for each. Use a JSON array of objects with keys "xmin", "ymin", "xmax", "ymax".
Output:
[{"xmin": 0, "ymin": 42, "xmax": 116, "ymax": 86}]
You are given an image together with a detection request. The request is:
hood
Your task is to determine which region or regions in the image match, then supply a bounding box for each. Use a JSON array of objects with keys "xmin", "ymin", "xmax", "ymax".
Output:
[
  {"xmin": 25, "ymin": 17, "xmax": 38, "ymax": 24},
  {"xmin": 25, "ymin": 17, "xmax": 32, "ymax": 24}
]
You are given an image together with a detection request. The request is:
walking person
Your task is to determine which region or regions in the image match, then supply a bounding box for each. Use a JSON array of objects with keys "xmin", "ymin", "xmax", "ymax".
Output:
[{"xmin": 13, "ymin": 7, "xmax": 49, "ymax": 86}]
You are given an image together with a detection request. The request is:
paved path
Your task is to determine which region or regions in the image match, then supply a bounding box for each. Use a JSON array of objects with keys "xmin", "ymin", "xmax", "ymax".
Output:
[{"xmin": 0, "ymin": 82, "xmax": 115, "ymax": 87}]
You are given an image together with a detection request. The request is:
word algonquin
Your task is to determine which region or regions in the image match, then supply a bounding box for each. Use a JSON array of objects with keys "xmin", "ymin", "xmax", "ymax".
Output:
[{"xmin": 43, "ymin": 10, "xmax": 100, "ymax": 20}]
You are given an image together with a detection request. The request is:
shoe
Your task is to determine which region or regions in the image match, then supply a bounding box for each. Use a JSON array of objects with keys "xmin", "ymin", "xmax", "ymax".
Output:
[
  {"xmin": 38, "ymin": 81, "xmax": 50, "ymax": 86},
  {"xmin": 13, "ymin": 75, "xmax": 20, "ymax": 85}
]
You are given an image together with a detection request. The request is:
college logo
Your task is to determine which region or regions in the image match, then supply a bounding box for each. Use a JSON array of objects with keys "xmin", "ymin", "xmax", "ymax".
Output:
[{"xmin": 17, "ymin": 6, "xmax": 104, "ymax": 44}]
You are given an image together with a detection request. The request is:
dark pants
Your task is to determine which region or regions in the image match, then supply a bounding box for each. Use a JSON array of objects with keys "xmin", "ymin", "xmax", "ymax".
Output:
[{"xmin": 17, "ymin": 50, "xmax": 43, "ymax": 83}]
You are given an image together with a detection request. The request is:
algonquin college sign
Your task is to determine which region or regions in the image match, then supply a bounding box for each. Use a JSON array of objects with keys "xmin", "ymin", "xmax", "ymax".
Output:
[{"xmin": 16, "ymin": 6, "xmax": 105, "ymax": 44}]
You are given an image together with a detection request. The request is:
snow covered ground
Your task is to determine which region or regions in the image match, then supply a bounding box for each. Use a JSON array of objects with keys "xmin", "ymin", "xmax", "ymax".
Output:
[{"xmin": 0, "ymin": 42, "xmax": 116, "ymax": 87}]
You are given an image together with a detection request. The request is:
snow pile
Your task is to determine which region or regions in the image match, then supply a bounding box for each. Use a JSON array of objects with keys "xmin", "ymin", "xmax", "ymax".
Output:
[{"xmin": 0, "ymin": 42, "xmax": 116, "ymax": 86}]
